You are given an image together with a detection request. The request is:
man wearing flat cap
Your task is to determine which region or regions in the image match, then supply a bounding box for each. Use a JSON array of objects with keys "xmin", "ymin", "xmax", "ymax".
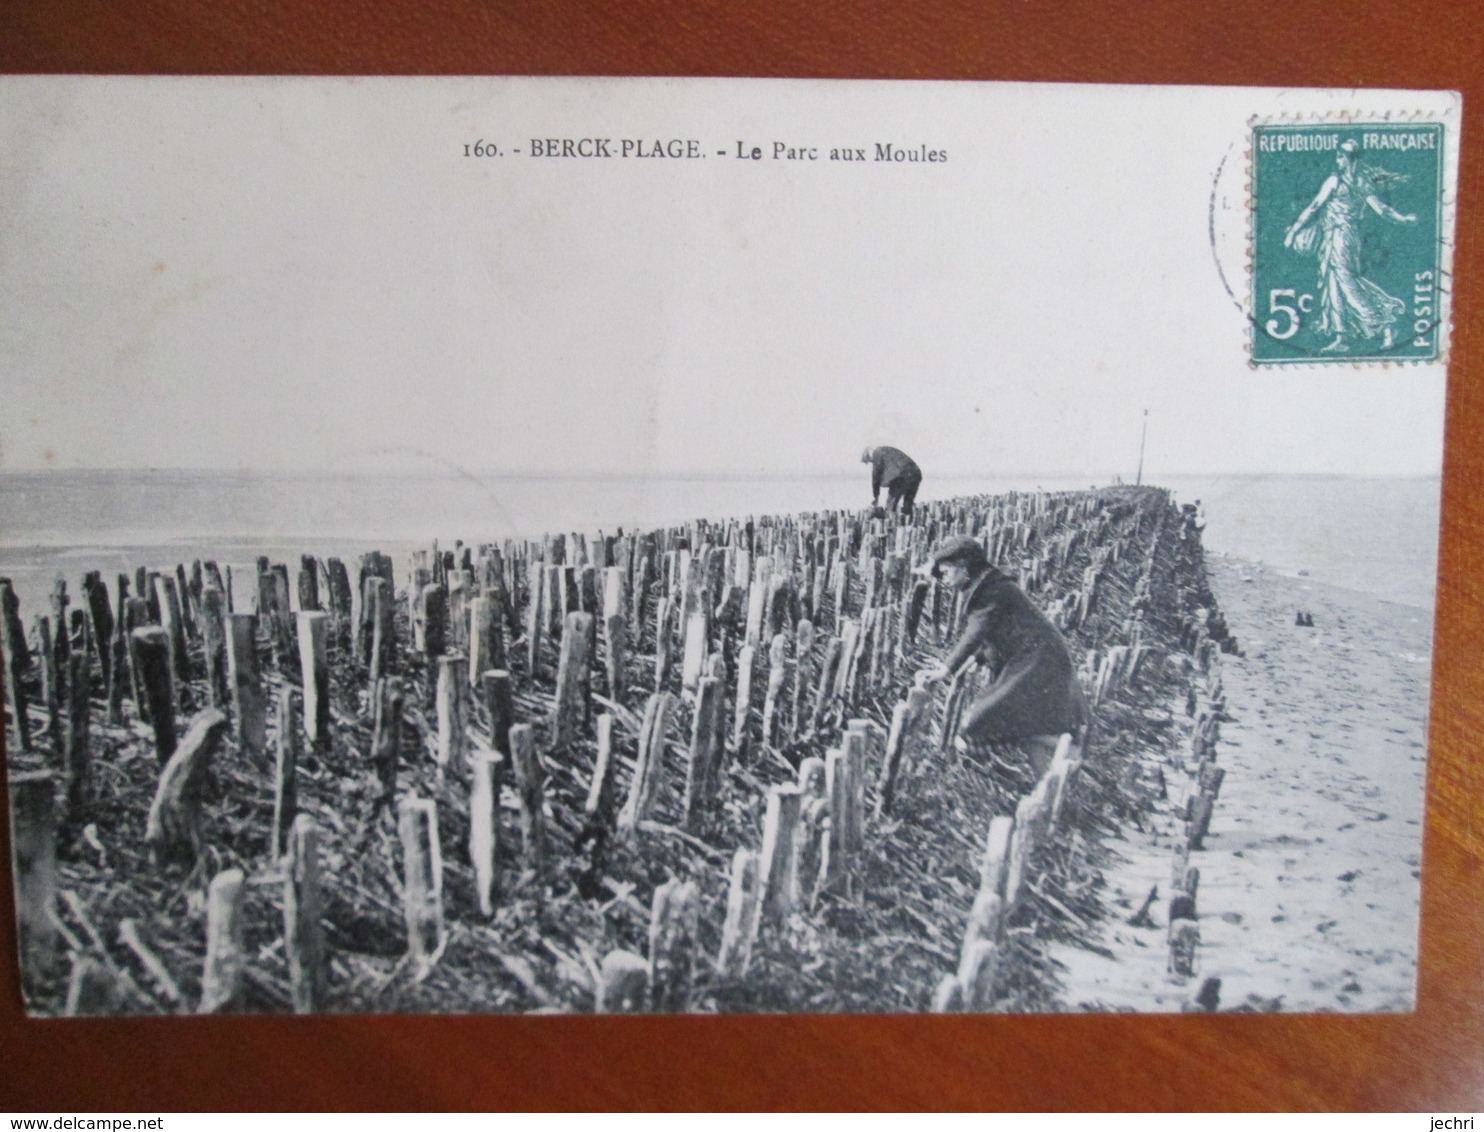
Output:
[
  {"xmin": 861, "ymin": 445, "xmax": 922, "ymax": 517},
  {"xmin": 923, "ymin": 535, "xmax": 1087, "ymax": 753}
]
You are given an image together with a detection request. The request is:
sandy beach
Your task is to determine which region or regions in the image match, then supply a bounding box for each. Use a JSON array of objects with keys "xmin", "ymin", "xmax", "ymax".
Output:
[{"xmin": 1054, "ymin": 553, "xmax": 1432, "ymax": 1012}]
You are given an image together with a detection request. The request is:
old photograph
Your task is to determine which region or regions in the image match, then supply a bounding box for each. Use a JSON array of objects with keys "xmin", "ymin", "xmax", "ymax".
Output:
[{"xmin": 0, "ymin": 77, "xmax": 1458, "ymax": 1016}]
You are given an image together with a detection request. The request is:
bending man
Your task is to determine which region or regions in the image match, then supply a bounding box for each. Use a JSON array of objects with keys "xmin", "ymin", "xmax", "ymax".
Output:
[
  {"xmin": 862, "ymin": 445, "xmax": 923, "ymax": 516},
  {"xmin": 922, "ymin": 535, "xmax": 1087, "ymax": 766}
]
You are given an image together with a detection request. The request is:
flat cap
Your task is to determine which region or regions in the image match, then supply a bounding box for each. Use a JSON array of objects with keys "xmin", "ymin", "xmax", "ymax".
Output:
[{"xmin": 929, "ymin": 535, "xmax": 988, "ymax": 577}]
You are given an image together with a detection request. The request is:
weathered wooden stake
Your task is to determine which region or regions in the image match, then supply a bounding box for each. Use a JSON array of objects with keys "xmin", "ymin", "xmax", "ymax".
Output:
[
  {"xmin": 1, "ymin": 579, "xmax": 32, "ymax": 751},
  {"xmin": 979, "ymin": 815, "xmax": 1016, "ymax": 900},
  {"xmin": 758, "ymin": 784, "xmax": 803, "ymax": 925},
  {"xmin": 436, "ymin": 653, "xmax": 469, "ymax": 778},
  {"xmin": 9, "ymin": 771, "xmax": 57, "ymax": 979},
  {"xmin": 648, "ymin": 878, "xmax": 699, "ymax": 1013},
  {"xmin": 371, "ymin": 678, "xmax": 403, "ymax": 805},
  {"xmin": 730, "ymin": 644, "xmax": 755, "ymax": 754},
  {"xmin": 761, "ymin": 632, "xmax": 789, "ymax": 748},
  {"xmin": 198, "ymin": 868, "xmax": 246, "ymax": 1013},
  {"xmin": 225, "ymin": 613, "xmax": 265, "ymax": 761},
  {"xmin": 585, "ymin": 712, "xmax": 618, "ymax": 821},
  {"xmin": 469, "ymin": 749, "xmax": 502, "ymax": 916},
  {"xmin": 145, "ymin": 708, "xmax": 229, "ymax": 866},
  {"xmin": 551, "ymin": 611, "xmax": 594, "ymax": 750},
  {"xmin": 200, "ymin": 585, "xmax": 229, "ymax": 709},
  {"xmin": 368, "ymin": 577, "xmax": 394, "ymax": 684},
  {"xmin": 297, "ymin": 611, "xmax": 330, "ymax": 750},
  {"xmin": 510, "ymin": 723, "xmax": 547, "ymax": 873},
  {"xmin": 682, "ymin": 676, "xmax": 724, "ymax": 833},
  {"xmin": 618, "ymin": 692, "xmax": 674, "ymax": 831},
  {"xmin": 680, "ymin": 610, "xmax": 708, "ymax": 693},
  {"xmin": 596, "ymin": 950, "xmax": 649, "ymax": 1014},
  {"xmin": 1168, "ymin": 919, "xmax": 1200, "ymax": 977},
  {"xmin": 483, "ymin": 668, "xmax": 514, "ymax": 761},
  {"xmin": 36, "ymin": 616, "xmax": 62, "ymax": 753},
  {"xmin": 63, "ymin": 653, "xmax": 90, "ymax": 815},
  {"xmin": 716, "ymin": 848, "xmax": 762, "ymax": 978},
  {"xmin": 603, "ymin": 612, "xmax": 629, "ymax": 704},
  {"xmin": 272, "ymin": 690, "xmax": 299, "ymax": 858},
  {"xmin": 131, "ymin": 626, "xmax": 178, "ymax": 765},
  {"xmin": 154, "ymin": 573, "xmax": 189, "ymax": 688},
  {"xmin": 283, "ymin": 815, "xmax": 325, "ymax": 1013},
  {"xmin": 398, "ymin": 797, "xmax": 444, "ymax": 969}
]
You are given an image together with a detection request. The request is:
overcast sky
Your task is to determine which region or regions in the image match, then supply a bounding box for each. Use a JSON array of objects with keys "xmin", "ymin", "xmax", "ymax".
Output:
[{"xmin": 0, "ymin": 77, "xmax": 1457, "ymax": 480}]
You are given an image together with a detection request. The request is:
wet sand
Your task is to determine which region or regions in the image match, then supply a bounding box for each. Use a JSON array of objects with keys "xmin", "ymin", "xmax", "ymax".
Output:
[{"xmin": 1054, "ymin": 553, "xmax": 1432, "ymax": 1012}]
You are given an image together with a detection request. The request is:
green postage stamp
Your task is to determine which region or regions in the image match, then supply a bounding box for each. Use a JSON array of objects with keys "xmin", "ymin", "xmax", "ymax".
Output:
[{"xmin": 1251, "ymin": 121, "xmax": 1445, "ymax": 364}]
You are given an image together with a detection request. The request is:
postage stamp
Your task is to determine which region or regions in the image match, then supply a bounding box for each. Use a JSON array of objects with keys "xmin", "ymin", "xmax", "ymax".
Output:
[{"xmin": 1251, "ymin": 121, "xmax": 1445, "ymax": 365}]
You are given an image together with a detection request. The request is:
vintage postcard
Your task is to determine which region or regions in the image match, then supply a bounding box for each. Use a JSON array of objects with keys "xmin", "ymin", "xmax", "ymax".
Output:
[{"xmin": 0, "ymin": 78, "xmax": 1458, "ymax": 1016}]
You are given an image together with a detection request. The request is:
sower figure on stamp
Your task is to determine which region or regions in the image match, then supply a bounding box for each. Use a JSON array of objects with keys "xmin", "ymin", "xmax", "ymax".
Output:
[
  {"xmin": 1283, "ymin": 138, "xmax": 1417, "ymax": 354},
  {"xmin": 920, "ymin": 536, "xmax": 1087, "ymax": 775},
  {"xmin": 861, "ymin": 445, "xmax": 922, "ymax": 517}
]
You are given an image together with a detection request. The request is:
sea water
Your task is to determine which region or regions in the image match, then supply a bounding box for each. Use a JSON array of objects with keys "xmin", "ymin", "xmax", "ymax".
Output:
[{"xmin": 0, "ymin": 469, "xmax": 1440, "ymax": 618}]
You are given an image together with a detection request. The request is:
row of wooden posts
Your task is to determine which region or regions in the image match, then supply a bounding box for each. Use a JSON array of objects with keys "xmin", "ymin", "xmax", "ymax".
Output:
[{"xmin": 6, "ymin": 488, "xmax": 1180, "ymax": 1013}]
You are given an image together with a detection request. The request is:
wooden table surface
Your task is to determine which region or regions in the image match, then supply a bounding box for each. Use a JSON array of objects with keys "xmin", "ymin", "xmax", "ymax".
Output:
[{"xmin": 0, "ymin": 0, "xmax": 1480, "ymax": 1111}]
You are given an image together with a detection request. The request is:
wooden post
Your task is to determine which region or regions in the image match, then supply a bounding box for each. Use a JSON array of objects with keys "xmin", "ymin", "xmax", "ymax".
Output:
[
  {"xmin": 119, "ymin": 594, "xmax": 148, "ymax": 722},
  {"xmin": 297, "ymin": 556, "xmax": 321, "ymax": 612},
  {"xmin": 682, "ymin": 675, "xmax": 724, "ymax": 833},
  {"xmin": 979, "ymin": 815, "xmax": 1016, "ymax": 900},
  {"xmin": 1, "ymin": 579, "xmax": 32, "ymax": 751},
  {"xmin": 422, "ymin": 583, "xmax": 448, "ymax": 663},
  {"xmin": 730, "ymin": 644, "xmax": 755, "ymax": 755},
  {"xmin": 225, "ymin": 613, "xmax": 265, "ymax": 761},
  {"xmin": 63, "ymin": 653, "xmax": 90, "ymax": 816},
  {"xmin": 131, "ymin": 626, "xmax": 178, "ymax": 765},
  {"xmin": 198, "ymin": 868, "xmax": 246, "ymax": 1013},
  {"xmin": 283, "ymin": 813, "xmax": 325, "ymax": 1013},
  {"xmin": 526, "ymin": 564, "xmax": 546, "ymax": 677},
  {"xmin": 648, "ymin": 878, "xmax": 699, "ymax": 1013},
  {"xmin": 82, "ymin": 572, "xmax": 115, "ymax": 700},
  {"xmin": 469, "ymin": 749, "xmax": 501, "ymax": 916},
  {"xmin": 468, "ymin": 595, "xmax": 505, "ymax": 689},
  {"xmin": 875, "ymin": 699, "xmax": 913, "ymax": 817},
  {"xmin": 296, "ymin": 611, "xmax": 330, "ymax": 750},
  {"xmin": 653, "ymin": 598, "xmax": 674, "ymax": 691},
  {"xmin": 603, "ymin": 611, "xmax": 629, "ymax": 704},
  {"xmin": 36, "ymin": 616, "xmax": 62, "ymax": 753},
  {"xmin": 200, "ymin": 585, "xmax": 229, "ymax": 709},
  {"xmin": 9, "ymin": 771, "xmax": 57, "ymax": 979},
  {"xmin": 716, "ymin": 848, "xmax": 762, "ymax": 978},
  {"xmin": 790, "ymin": 619, "xmax": 816, "ymax": 742},
  {"xmin": 760, "ymin": 632, "xmax": 789, "ymax": 749},
  {"xmin": 596, "ymin": 950, "xmax": 649, "ymax": 1014},
  {"xmin": 510, "ymin": 723, "xmax": 546, "ymax": 874},
  {"xmin": 618, "ymin": 692, "xmax": 674, "ymax": 831},
  {"xmin": 483, "ymin": 669, "xmax": 514, "ymax": 759},
  {"xmin": 272, "ymin": 690, "xmax": 299, "ymax": 858},
  {"xmin": 145, "ymin": 708, "xmax": 229, "ymax": 866},
  {"xmin": 154, "ymin": 573, "xmax": 189, "ymax": 688},
  {"xmin": 1169, "ymin": 919, "xmax": 1200, "ymax": 978},
  {"xmin": 585, "ymin": 712, "xmax": 619, "ymax": 821},
  {"xmin": 812, "ymin": 637, "xmax": 843, "ymax": 733},
  {"xmin": 368, "ymin": 577, "xmax": 394, "ymax": 684},
  {"xmin": 758, "ymin": 784, "xmax": 803, "ymax": 925},
  {"xmin": 678, "ymin": 609, "xmax": 708, "ymax": 694},
  {"xmin": 958, "ymin": 939, "xmax": 1000, "ymax": 1012},
  {"xmin": 436, "ymin": 653, "xmax": 469, "ymax": 779},
  {"xmin": 839, "ymin": 726, "xmax": 867, "ymax": 856},
  {"xmin": 371, "ymin": 678, "xmax": 403, "ymax": 806},
  {"xmin": 398, "ymin": 797, "xmax": 444, "ymax": 969},
  {"xmin": 551, "ymin": 611, "xmax": 594, "ymax": 750}
]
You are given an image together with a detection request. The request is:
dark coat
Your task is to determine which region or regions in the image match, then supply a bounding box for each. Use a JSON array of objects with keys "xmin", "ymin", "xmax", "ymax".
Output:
[
  {"xmin": 870, "ymin": 447, "xmax": 921, "ymax": 497},
  {"xmin": 945, "ymin": 566, "xmax": 1087, "ymax": 742}
]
